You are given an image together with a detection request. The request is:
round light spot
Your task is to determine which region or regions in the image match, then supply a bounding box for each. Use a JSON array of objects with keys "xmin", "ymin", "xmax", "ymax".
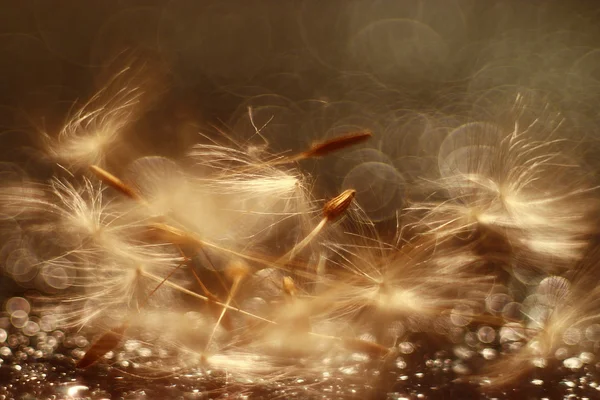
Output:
[
  {"xmin": 41, "ymin": 264, "xmax": 73, "ymax": 290},
  {"xmin": 563, "ymin": 357, "xmax": 583, "ymax": 370},
  {"xmin": 22, "ymin": 321, "xmax": 40, "ymax": 336},
  {"xmin": 563, "ymin": 327, "xmax": 581, "ymax": 346},
  {"xmin": 477, "ymin": 326, "xmax": 496, "ymax": 344},
  {"xmin": 5, "ymin": 297, "xmax": 30, "ymax": 315},
  {"xmin": 10, "ymin": 310, "xmax": 28, "ymax": 329},
  {"xmin": 450, "ymin": 305, "xmax": 473, "ymax": 327},
  {"xmin": 342, "ymin": 161, "xmax": 404, "ymax": 221}
]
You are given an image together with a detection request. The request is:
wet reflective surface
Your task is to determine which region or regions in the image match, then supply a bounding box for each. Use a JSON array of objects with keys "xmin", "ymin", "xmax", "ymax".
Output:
[{"xmin": 1, "ymin": 317, "xmax": 600, "ymax": 399}]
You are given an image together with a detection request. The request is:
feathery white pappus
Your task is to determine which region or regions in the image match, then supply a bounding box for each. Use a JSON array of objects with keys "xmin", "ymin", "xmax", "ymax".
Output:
[
  {"xmin": 0, "ymin": 176, "xmax": 187, "ymax": 329},
  {"xmin": 3, "ymin": 65, "xmax": 600, "ymax": 396},
  {"xmin": 408, "ymin": 104, "xmax": 599, "ymax": 272},
  {"xmin": 185, "ymin": 141, "xmax": 313, "ymax": 246},
  {"xmin": 40, "ymin": 66, "xmax": 146, "ymax": 169}
]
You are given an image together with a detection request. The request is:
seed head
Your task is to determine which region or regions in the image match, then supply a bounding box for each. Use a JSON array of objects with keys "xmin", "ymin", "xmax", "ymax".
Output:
[
  {"xmin": 303, "ymin": 131, "xmax": 373, "ymax": 158},
  {"xmin": 323, "ymin": 189, "xmax": 356, "ymax": 221}
]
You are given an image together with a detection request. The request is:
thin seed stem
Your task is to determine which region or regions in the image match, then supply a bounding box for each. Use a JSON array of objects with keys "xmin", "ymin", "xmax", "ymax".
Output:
[
  {"xmin": 141, "ymin": 270, "xmax": 389, "ymax": 356},
  {"xmin": 204, "ymin": 271, "xmax": 245, "ymax": 352},
  {"xmin": 275, "ymin": 189, "xmax": 356, "ymax": 265},
  {"xmin": 141, "ymin": 270, "xmax": 273, "ymax": 324},
  {"xmin": 278, "ymin": 218, "xmax": 327, "ymax": 264}
]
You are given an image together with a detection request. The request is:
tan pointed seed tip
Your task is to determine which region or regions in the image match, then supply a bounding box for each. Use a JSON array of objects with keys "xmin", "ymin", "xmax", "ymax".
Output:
[{"xmin": 323, "ymin": 189, "xmax": 356, "ymax": 221}]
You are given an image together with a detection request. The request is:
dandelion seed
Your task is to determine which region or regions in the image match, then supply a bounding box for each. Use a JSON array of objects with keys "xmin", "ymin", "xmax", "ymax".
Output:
[
  {"xmin": 278, "ymin": 189, "xmax": 356, "ymax": 264},
  {"xmin": 409, "ymin": 107, "xmax": 598, "ymax": 271},
  {"xmin": 187, "ymin": 138, "xmax": 314, "ymax": 247},
  {"xmin": 223, "ymin": 130, "xmax": 373, "ymax": 172},
  {"xmin": 323, "ymin": 189, "xmax": 357, "ymax": 221},
  {"xmin": 42, "ymin": 67, "xmax": 145, "ymax": 168},
  {"xmin": 300, "ymin": 131, "xmax": 373, "ymax": 159}
]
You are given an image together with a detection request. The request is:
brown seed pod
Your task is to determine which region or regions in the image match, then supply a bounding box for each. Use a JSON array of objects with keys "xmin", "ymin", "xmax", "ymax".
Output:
[
  {"xmin": 302, "ymin": 131, "xmax": 373, "ymax": 158},
  {"xmin": 89, "ymin": 165, "xmax": 141, "ymax": 201},
  {"xmin": 77, "ymin": 324, "xmax": 128, "ymax": 368},
  {"xmin": 323, "ymin": 189, "xmax": 356, "ymax": 221}
]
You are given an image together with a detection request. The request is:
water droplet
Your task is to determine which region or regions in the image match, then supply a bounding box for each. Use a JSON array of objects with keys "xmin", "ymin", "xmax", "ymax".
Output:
[
  {"xmin": 395, "ymin": 357, "xmax": 407, "ymax": 369},
  {"xmin": 537, "ymin": 276, "xmax": 570, "ymax": 306},
  {"xmin": 0, "ymin": 346, "xmax": 11, "ymax": 357},
  {"xmin": 477, "ymin": 326, "xmax": 496, "ymax": 343},
  {"xmin": 339, "ymin": 365, "xmax": 358, "ymax": 375},
  {"xmin": 564, "ymin": 357, "xmax": 583, "ymax": 369},
  {"xmin": 398, "ymin": 342, "xmax": 414, "ymax": 354},
  {"xmin": 464, "ymin": 331, "xmax": 478, "ymax": 347},
  {"xmin": 453, "ymin": 346, "xmax": 474, "ymax": 360},
  {"xmin": 386, "ymin": 393, "xmax": 410, "ymax": 400},
  {"xmin": 562, "ymin": 380, "xmax": 577, "ymax": 388},
  {"xmin": 74, "ymin": 336, "xmax": 88, "ymax": 348},
  {"xmin": 580, "ymin": 352, "xmax": 594, "ymax": 364},
  {"xmin": 481, "ymin": 348, "xmax": 497, "ymax": 360},
  {"xmin": 66, "ymin": 385, "xmax": 89, "ymax": 398},
  {"xmin": 502, "ymin": 301, "xmax": 523, "ymax": 320}
]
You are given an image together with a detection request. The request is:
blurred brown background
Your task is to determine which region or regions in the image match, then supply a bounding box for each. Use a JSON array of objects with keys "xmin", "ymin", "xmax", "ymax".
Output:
[
  {"xmin": 1, "ymin": 2, "xmax": 600, "ymax": 398},
  {"xmin": 2, "ymin": 0, "xmax": 600, "ymax": 155}
]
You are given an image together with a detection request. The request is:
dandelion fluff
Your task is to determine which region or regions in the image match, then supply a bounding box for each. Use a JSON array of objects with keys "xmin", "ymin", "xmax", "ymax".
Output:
[
  {"xmin": 4, "ymin": 177, "xmax": 187, "ymax": 329},
  {"xmin": 42, "ymin": 67, "xmax": 145, "ymax": 168},
  {"xmin": 410, "ymin": 101, "xmax": 598, "ymax": 270},
  {"xmin": 186, "ymin": 140, "xmax": 314, "ymax": 247}
]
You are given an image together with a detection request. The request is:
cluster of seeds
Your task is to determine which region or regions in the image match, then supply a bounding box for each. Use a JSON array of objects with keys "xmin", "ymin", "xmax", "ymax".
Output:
[{"xmin": 1, "ymin": 65, "xmax": 600, "ymax": 399}]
